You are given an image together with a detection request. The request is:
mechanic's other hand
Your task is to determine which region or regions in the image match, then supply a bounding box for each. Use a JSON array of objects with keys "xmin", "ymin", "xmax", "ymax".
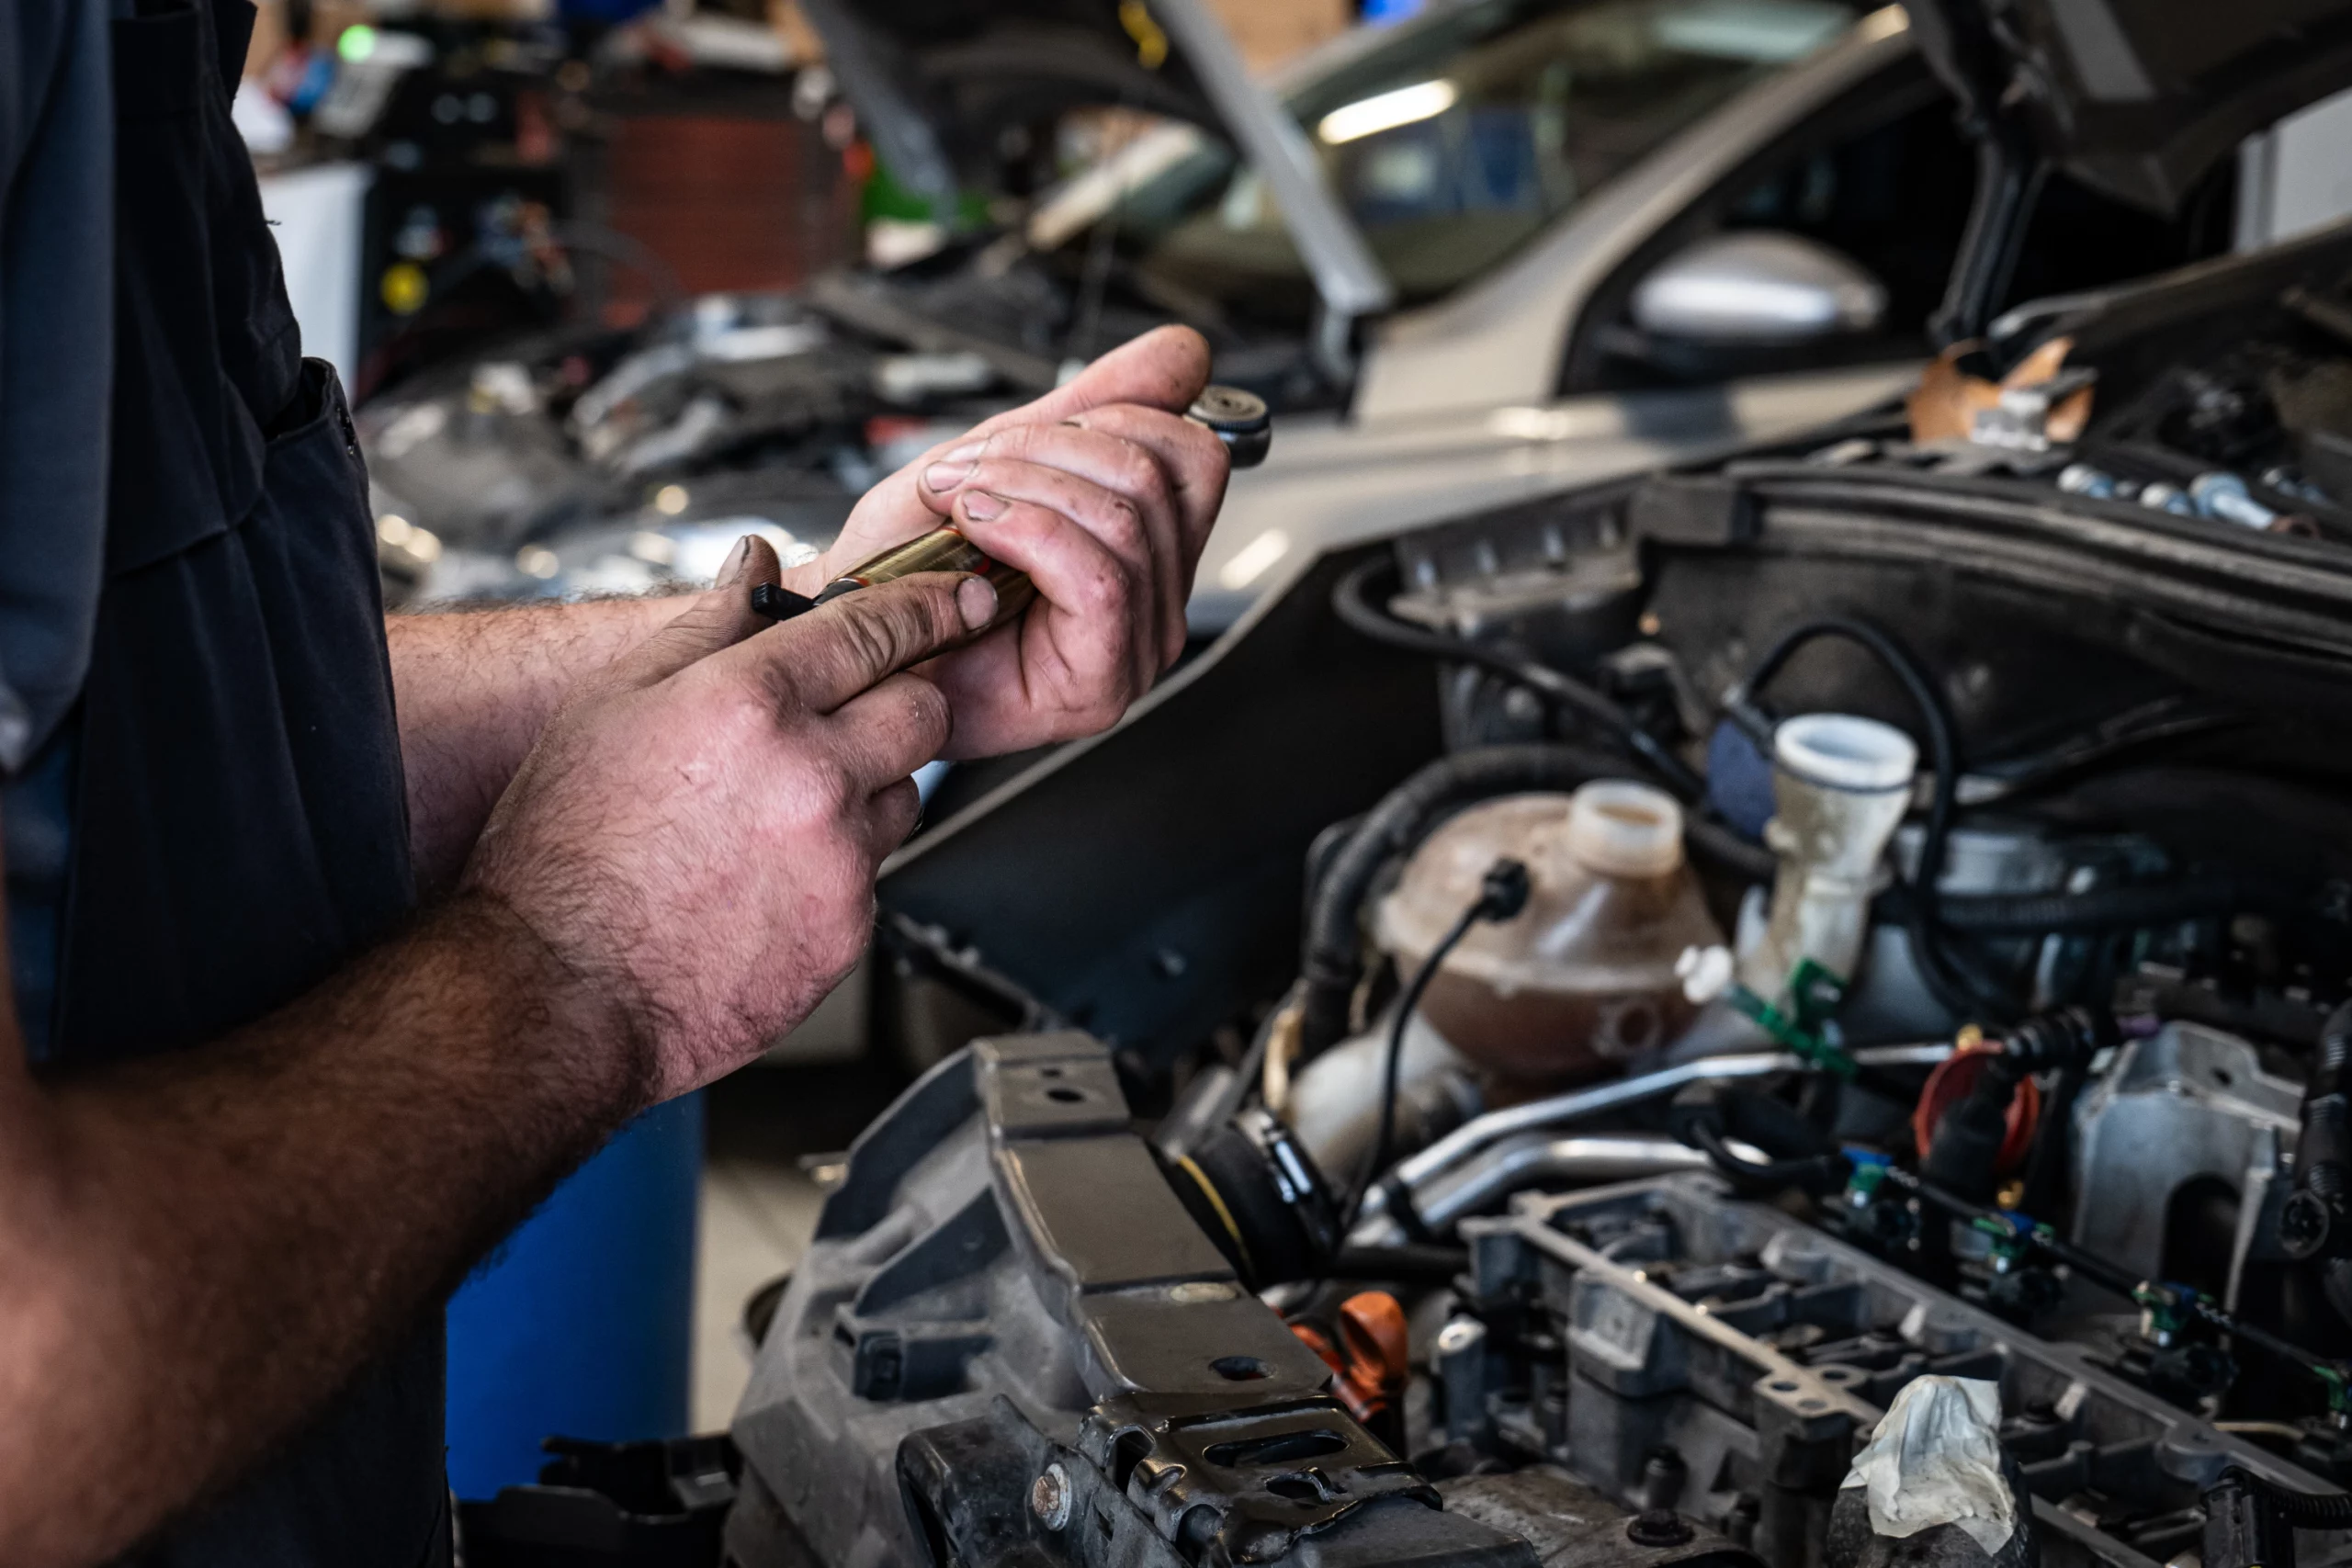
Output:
[
  {"xmin": 798, "ymin": 325, "xmax": 1231, "ymax": 759},
  {"xmin": 463, "ymin": 536, "xmax": 994, "ymax": 1102}
]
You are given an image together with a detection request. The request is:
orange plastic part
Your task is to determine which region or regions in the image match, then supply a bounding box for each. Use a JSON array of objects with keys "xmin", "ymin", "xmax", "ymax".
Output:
[
  {"xmin": 1913, "ymin": 1043, "xmax": 2043, "ymax": 1176},
  {"xmin": 1337, "ymin": 1292, "xmax": 1410, "ymax": 1396},
  {"xmin": 1288, "ymin": 1291, "xmax": 1411, "ymax": 1436}
]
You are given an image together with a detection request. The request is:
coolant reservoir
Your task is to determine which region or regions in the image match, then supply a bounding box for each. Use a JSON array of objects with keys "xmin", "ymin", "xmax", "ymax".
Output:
[{"xmin": 1375, "ymin": 781, "xmax": 1725, "ymax": 1084}]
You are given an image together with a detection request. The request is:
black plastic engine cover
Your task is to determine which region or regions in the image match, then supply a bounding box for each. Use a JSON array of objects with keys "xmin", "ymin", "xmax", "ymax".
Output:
[{"xmin": 726, "ymin": 1033, "xmax": 1534, "ymax": 1568}]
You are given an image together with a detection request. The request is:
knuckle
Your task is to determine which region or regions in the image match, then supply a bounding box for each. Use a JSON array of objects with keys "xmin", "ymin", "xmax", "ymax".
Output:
[
  {"xmin": 744, "ymin": 649, "xmax": 805, "ymax": 716},
  {"xmin": 834, "ymin": 600, "xmax": 902, "ymax": 680},
  {"xmin": 905, "ymin": 677, "xmax": 952, "ymax": 748},
  {"xmin": 1078, "ymin": 557, "xmax": 1133, "ymax": 616},
  {"xmin": 1114, "ymin": 445, "xmax": 1163, "ymax": 497},
  {"xmin": 1091, "ymin": 494, "xmax": 1148, "ymax": 555},
  {"xmin": 909, "ymin": 582, "xmax": 958, "ymax": 650},
  {"xmin": 707, "ymin": 676, "xmax": 776, "ymax": 740},
  {"xmin": 784, "ymin": 753, "xmax": 856, "ymax": 824},
  {"xmin": 975, "ymin": 424, "xmax": 1018, "ymax": 457},
  {"xmin": 1077, "ymin": 491, "xmax": 1152, "ymax": 557}
]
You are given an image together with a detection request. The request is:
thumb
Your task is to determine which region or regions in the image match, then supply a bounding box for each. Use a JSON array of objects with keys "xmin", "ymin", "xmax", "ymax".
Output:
[
  {"xmin": 601, "ymin": 533, "xmax": 783, "ymax": 692},
  {"xmin": 989, "ymin": 324, "xmax": 1212, "ymax": 433},
  {"xmin": 740, "ymin": 571, "xmax": 998, "ymax": 713}
]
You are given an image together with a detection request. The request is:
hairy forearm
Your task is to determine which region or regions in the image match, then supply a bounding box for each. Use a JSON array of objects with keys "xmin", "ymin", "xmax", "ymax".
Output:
[
  {"xmin": 0, "ymin": 893, "xmax": 639, "ymax": 1566},
  {"xmin": 390, "ymin": 598, "xmax": 679, "ymax": 892}
]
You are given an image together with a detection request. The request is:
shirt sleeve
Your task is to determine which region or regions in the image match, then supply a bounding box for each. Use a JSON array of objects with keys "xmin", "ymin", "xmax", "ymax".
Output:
[{"xmin": 0, "ymin": 0, "xmax": 114, "ymax": 774}]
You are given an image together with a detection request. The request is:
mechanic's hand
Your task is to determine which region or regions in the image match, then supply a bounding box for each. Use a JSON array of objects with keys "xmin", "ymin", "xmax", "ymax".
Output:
[
  {"xmin": 792, "ymin": 325, "xmax": 1231, "ymax": 760},
  {"xmin": 463, "ymin": 537, "xmax": 994, "ymax": 1101}
]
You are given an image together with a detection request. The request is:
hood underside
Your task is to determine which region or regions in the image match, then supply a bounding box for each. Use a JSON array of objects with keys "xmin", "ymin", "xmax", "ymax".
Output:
[
  {"xmin": 798, "ymin": 0, "xmax": 1221, "ymax": 211},
  {"xmin": 1909, "ymin": 0, "xmax": 2352, "ymax": 213},
  {"xmin": 800, "ymin": 0, "xmax": 1395, "ymax": 324}
]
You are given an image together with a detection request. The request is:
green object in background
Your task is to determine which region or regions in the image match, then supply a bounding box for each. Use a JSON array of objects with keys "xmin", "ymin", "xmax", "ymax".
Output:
[{"xmin": 859, "ymin": 152, "xmax": 991, "ymax": 232}]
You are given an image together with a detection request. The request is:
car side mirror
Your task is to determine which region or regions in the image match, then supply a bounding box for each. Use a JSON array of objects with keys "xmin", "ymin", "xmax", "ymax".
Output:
[{"xmin": 1631, "ymin": 231, "xmax": 1888, "ymax": 345}]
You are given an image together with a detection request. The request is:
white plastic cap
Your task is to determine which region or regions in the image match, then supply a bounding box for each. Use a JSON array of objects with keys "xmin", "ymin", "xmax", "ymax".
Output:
[
  {"xmin": 1677, "ymin": 943, "xmax": 1736, "ymax": 1004},
  {"xmin": 1774, "ymin": 712, "xmax": 1917, "ymax": 794},
  {"xmin": 1565, "ymin": 780, "xmax": 1685, "ymax": 879}
]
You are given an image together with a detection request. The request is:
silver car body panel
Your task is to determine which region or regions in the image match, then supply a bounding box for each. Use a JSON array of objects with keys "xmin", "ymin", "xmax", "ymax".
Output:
[
  {"xmin": 1182, "ymin": 7, "xmax": 1923, "ymax": 627},
  {"xmin": 1354, "ymin": 5, "xmax": 1914, "ymax": 423},
  {"xmin": 1191, "ymin": 362, "xmax": 1920, "ymax": 627}
]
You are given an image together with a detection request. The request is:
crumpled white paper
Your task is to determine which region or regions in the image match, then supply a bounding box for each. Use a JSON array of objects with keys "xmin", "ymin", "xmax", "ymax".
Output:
[{"xmin": 1838, "ymin": 1376, "xmax": 2016, "ymax": 1554}]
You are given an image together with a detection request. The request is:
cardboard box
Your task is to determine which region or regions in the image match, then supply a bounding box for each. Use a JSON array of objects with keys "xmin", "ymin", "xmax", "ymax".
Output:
[{"xmin": 1204, "ymin": 0, "xmax": 1351, "ymax": 71}]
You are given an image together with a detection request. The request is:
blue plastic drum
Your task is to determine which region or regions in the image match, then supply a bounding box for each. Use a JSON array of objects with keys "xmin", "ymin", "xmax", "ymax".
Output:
[{"xmin": 443, "ymin": 1092, "xmax": 703, "ymax": 1500}]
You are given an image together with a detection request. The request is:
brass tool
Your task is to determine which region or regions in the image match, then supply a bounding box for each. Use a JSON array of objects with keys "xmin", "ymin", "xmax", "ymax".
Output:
[{"xmin": 749, "ymin": 386, "xmax": 1271, "ymax": 630}]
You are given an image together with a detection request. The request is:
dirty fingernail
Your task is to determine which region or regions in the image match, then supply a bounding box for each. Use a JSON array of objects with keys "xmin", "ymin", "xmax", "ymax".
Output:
[
  {"xmin": 922, "ymin": 461, "xmax": 972, "ymax": 492},
  {"xmin": 956, "ymin": 575, "xmax": 998, "ymax": 631},
  {"xmin": 718, "ymin": 534, "xmax": 753, "ymax": 584},
  {"xmin": 962, "ymin": 490, "xmax": 1007, "ymax": 522}
]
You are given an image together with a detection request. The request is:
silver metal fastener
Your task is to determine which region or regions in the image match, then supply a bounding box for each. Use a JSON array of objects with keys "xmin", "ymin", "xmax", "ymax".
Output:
[{"xmin": 1031, "ymin": 1462, "xmax": 1073, "ymax": 1530}]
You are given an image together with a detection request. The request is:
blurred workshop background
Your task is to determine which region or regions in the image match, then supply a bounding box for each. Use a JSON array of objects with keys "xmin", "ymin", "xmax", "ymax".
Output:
[{"xmin": 243, "ymin": 0, "xmax": 1350, "ymax": 403}]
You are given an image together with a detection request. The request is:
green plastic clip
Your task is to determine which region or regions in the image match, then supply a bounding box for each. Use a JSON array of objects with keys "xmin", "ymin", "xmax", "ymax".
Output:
[
  {"xmin": 1845, "ymin": 1149, "xmax": 1893, "ymax": 1205},
  {"xmin": 1725, "ymin": 958, "xmax": 1858, "ymax": 1077},
  {"xmin": 1972, "ymin": 1211, "xmax": 2037, "ymax": 1272},
  {"xmin": 2132, "ymin": 1280, "xmax": 2201, "ymax": 1347},
  {"xmin": 2314, "ymin": 1360, "xmax": 2352, "ymax": 1416}
]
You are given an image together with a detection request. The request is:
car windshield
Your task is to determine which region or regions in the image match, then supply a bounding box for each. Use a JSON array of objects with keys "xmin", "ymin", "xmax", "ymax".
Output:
[{"xmin": 1032, "ymin": 0, "xmax": 1861, "ymax": 323}]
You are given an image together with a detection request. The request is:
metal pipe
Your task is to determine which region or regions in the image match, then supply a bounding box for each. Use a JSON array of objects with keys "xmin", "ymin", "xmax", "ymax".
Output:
[
  {"xmin": 1357, "ymin": 1043, "xmax": 1951, "ymax": 1226},
  {"xmin": 1405, "ymin": 1134, "xmax": 1717, "ymax": 1235}
]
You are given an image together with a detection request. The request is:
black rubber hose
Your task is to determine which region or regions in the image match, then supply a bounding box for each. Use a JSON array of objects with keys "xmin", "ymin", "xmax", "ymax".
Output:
[
  {"xmin": 1332, "ymin": 558, "xmax": 1706, "ymax": 799},
  {"xmin": 1671, "ymin": 1084, "xmax": 1845, "ymax": 1193},
  {"xmin": 2290, "ymin": 1001, "xmax": 2352, "ymax": 1327},
  {"xmin": 2220, "ymin": 1466, "xmax": 2352, "ymax": 1529},
  {"xmin": 2017, "ymin": 1058, "xmax": 2086, "ymax": 1217},
  {"xmin": 1919, "ymin": 1049, "xmax": 2024, "ymax": 1204},
  {"xmin": 2008, "ymin": 1009, "xmax": 2108, "ymax": 1218},
  {"xmin": 1329, "ymin": 1242, "xmax": 1471, "ymax": 1283},
  {"xmin": 1353, "ymin": 897, "xmax": 1487, "ymax": 1232},
  {"xmin": 1345, "ymin": 858, "xmax": 1528, "ymax": 1234},
  {"xmin": 1916, "ymin": 874, "xmax": 2311, "ymax": 934},
  {"xmin": 1687, "ymin": 816, "xmax": 1780, "ymax": 883},
  {"xmin": 1690, "ymin": 1122, "xmax": 1846, "ymax": 1193}
]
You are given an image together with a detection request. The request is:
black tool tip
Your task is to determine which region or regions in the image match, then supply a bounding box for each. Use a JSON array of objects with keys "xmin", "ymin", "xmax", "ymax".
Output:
[{"xmin": 750, "ymin": 582, "xmax": 818, "ymax": 621}]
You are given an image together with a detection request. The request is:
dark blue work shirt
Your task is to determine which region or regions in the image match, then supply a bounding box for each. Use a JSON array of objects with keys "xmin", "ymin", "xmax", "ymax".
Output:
[{"xmin": 0, "ymin": 0, "xmax": 113, "ymax": 1053}]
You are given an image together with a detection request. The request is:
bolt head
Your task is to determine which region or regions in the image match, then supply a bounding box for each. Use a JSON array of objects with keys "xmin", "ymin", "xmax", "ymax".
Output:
[
  {"xmin": 1436, "ymin": 1317, "xmax": 1486, "ymax": 1355},
  {"xmin": 1627, "ymin": 1510, "xmax": 1695, "ymax": 1548},
  {"xmin": 2282, "ymin": 1190, "xmax": 2334, "ymax": 1260},
  {"xmin": 1031, "ymin": 1463, "xmax": 1073, "ymax": 1530}
]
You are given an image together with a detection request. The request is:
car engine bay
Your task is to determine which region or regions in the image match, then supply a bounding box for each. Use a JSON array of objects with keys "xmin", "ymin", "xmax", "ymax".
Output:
[{"xmin": 684, "ymin": 223, "xmax": 2352, "ymax": 1568}]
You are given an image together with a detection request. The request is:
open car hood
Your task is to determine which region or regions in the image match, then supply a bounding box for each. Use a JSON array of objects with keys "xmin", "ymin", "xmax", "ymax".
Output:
[
  {"xmin": 1908, "ymin": 0, "xmax": 2352, "ymax": 213},
  {"xmin": 799, "ymin": 0, "xmax": 1393, "ymax": 321}
]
